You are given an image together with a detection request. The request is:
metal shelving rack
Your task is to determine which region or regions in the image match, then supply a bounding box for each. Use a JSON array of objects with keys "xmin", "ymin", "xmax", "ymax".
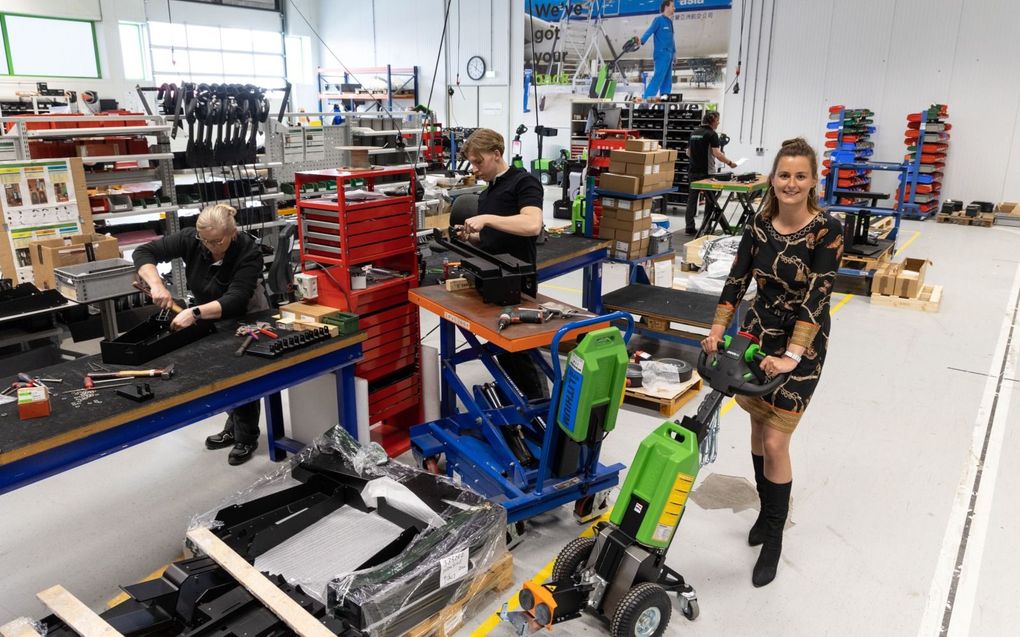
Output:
[
  {"xmin": 317, "ymin": 65, "xmax": 419, "ymax": 112},
  {"xmin": 822, "ymin": 106, "xmax": 876, "ymax": 203},
  {"xmin": 898, "ymin": 105, "xmax": 950, "ymax": 220},
  {"xmin": 622, "ymin": 101, "xmax": 703, "ymax": 208},
  {"xmin": 0, "ymin": 114, "xmax": 186, "ymax": 296}
]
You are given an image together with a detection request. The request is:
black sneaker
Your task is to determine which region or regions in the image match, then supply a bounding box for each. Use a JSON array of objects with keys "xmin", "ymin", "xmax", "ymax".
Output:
[
  {"xmin": 685, "ymin": 227, "xmax": 698, "ymax": 236},
  {"xmin": 228, "ymin": 442, "xmax": 258, "ymax": 465},
  {"xmin": 205, "ymin": 428, "xmax": 236, "ymax": 450}
]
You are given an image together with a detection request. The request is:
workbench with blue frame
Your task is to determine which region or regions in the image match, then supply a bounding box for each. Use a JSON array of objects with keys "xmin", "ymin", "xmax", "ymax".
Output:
[
  {"xmin": 0, "ymin": 312, "xmax": 365, "ymax": 496},
  {"xmin": 408, "ymin": 283, "xmax": 627, "ymax": 524},
  {"xmin": 423, "ymin": 233, "xmax": 611, "ymax": 313}
]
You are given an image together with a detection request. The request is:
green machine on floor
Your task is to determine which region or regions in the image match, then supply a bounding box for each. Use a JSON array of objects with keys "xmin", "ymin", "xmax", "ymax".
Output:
[{"xmin": 502, "ymin": 331, "xmax": 790, "ymax": 637}]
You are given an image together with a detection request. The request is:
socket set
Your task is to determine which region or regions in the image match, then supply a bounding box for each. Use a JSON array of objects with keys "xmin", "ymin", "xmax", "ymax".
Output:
[{"xmin": 244, "ymin": 326, "xmax": 332, "ymax": 358}]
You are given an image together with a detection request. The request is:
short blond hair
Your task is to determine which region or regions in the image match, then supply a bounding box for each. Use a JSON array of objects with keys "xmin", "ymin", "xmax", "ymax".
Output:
[
  {"xmin": 197, "ymin": 204, "xmax": 237, "ymax": 234},
  {"xmin": 461, "ymin": 128, "xmax": 505, "ymax": 159}
]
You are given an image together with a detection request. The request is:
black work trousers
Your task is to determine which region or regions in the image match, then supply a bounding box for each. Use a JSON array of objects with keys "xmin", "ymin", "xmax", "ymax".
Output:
[
  {"xmin": 229, "ymin": 401, "xmax": 261, "ymax": 444},
  {"xmin": 684, "ymin": 172, "xmax": 709, "ymax": 231}
]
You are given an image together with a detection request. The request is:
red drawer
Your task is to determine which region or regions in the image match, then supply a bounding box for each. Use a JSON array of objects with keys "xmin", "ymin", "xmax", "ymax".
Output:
[
  {"xmin": 344, "ymin": 199, "xmax": 413, "ymax": 224},
  {"xmin": 359, "ymin": 348, "xmax": 418, "ymax": 381},
  {"xmin": 369, "ymin": 371, "xmax": 420, "ymax": 403},
  {"xmin": 362, "ymin": 337, "xmax": 420, "ymax": 367},
  {"xmin": 362, "ymin": 322, "xmax": 419, "ymax": 353},
  {"xmin": 362, "ymin": 311, "xmax": 418, "ymax": 341},
  {"xmin": 349, "ymin": 236, "xmax": 415, "ymax": 263},
  {"xmin": 359, "ymin": 303, "xmax": 417, "ymax": 329}
]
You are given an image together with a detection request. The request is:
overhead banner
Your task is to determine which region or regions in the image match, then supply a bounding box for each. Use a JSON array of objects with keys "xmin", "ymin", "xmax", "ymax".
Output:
[{"xmin": 524, "ymin": 0, "xmax": 731, "ymax": 88}]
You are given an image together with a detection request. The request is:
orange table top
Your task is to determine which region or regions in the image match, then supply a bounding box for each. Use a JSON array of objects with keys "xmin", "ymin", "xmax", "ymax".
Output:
[{"xmin": 409, "ymin": 285, "xmax": 607, "ymax": 353}]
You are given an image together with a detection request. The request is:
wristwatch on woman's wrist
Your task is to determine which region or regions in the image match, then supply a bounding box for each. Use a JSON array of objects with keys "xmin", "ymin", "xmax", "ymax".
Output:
[{"xmin": 191, "ymin": 306, "xmax": 202, "ymax": 320}]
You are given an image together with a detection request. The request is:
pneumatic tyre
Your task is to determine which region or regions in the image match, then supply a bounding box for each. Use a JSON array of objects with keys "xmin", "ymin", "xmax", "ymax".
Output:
[
  {"xmin": 610, "ymin": 582, "xmax": 672, "ymax": 637},
  {"xmin": 551, "ymin": 536, "xmax": 597, "ymax": 582}
]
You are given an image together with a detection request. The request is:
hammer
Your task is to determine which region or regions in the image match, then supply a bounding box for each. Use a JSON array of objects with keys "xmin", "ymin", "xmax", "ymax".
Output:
[
  {"xmin": 86, "ymin": 363, "xmax": 176, "ymax": 383},
  {"xmin": 132, "ymin": 280, "xmax": 184, "ymax": 314}
]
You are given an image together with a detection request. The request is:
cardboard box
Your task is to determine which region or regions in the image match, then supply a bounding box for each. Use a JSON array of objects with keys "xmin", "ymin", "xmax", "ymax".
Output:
[
  {"xmin": 608, "ymin": 149, "xmax": 658, "ymax": 166},
  {"xmin": 599, "ymin": 197, "xmax": 653, "ymax": 212},
  {"xmin": 599, "ymin": 173, "xmax": 641, "ymax": 195},
  {"xmin": 871, "ymin": 258, "xmax": 931, "ymax": 298},
  {"xmin": 31, "ymin": 233, "xmax": 121, "ymax": 290},
  {"xmin": 648, "ymin": 253, "xmax": 675, "ymax": 288},
  {"xmin": 683, "ymin": 234, "xmax": 720, "ymax": 269},
  {"xmin": 608, "ymin": 160, "xmax": 656, "ymax": 177},
  {"xmin": 601, "ymin": 213, "xmax": 652, "ymax": 233},
  {"xmin": 624, "ymin": 138, "xmax": 660, "ymax": 152},
  {"xmin": 279, "ymin": 301, "xmax": 343, "ymax": 322},
  {"xmin": 602, "ymin": 205, "xmax": 652, "ymax": 222},
  {"xmin": 996, "ymin": 201, "xmax": 1019, "ymax": 214},
  {"xmin": 652, "ymin": 149, "xmax": 678, "ymax": 164}
]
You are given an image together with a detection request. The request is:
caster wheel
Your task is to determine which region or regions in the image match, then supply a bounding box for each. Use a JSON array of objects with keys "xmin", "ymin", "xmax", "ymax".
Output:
[
  {"xmin": 506, "ymin": 520, "xmax": 527, "ymax": 550},
  {"xmin": 680, "ymin": 597, "xmax": 699, "ymax": 621}
]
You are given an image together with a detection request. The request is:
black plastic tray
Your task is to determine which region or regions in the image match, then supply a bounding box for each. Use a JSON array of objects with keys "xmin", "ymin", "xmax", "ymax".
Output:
[{"xmin": 100, "ymin": 315, "xmax": 215, "ymax": 365}]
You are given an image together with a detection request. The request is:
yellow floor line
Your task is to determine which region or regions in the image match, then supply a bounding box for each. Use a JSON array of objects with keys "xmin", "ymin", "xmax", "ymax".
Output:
[
  {"xmin": 474, "ymin": 284, "xmax": 863, "ymax": 635},
  {"xmin": 894, "ymin": 230, "xmax": 921, "ymax": 257}
]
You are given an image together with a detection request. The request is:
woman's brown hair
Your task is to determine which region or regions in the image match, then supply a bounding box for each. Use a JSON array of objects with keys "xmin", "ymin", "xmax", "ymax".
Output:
[
  {"xmin": 759, "ymin": 137, "xmax": 823, "ymax": 220},
  {"xmin": 460, "ymin": 128, "xmax": 505, "ymax": 159}
]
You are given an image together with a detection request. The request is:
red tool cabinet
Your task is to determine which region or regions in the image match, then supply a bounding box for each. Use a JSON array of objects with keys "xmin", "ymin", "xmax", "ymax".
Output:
[{"xmin": 295, "ymin": 167, "xmax": 423, "ymax": 456}]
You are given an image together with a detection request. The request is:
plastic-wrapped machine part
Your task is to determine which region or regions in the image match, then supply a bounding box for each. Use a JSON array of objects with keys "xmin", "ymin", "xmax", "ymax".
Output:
[
  {"xmin": 0, "ymin": 617, "xmax": 46, "ymax": 636},
  {"xmin": 188, "ymin": 426, "xmax": 508, "ymax": 637},
  {"xmin": 687, "ymin": 234, "xmax": 757, "ymax": 299}
]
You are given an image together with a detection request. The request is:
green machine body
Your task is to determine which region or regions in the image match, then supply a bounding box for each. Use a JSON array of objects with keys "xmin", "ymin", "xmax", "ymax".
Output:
[
  {"xmin": 556, "ymin": 326, "xmax": 629, "ymax": 442},
  {"xmin": 610, "ymin": 420, "xmax": 701, "ymax": 549}
]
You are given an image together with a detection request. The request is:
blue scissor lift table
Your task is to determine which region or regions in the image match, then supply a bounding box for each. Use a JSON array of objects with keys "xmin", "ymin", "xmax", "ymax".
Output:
[{"xmin": 409, "ymin": 284, "xmax": 633, "ymax": 526}]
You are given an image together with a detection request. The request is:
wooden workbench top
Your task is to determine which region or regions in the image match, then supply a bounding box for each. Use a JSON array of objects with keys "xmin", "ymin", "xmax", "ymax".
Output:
[
  {"xmin": 410, "ymin": 286, "xmax": 605, "ymax": 353},
  {"xmin": 690, "ymin": 175, "xmax": 769, "ymax": 192}
]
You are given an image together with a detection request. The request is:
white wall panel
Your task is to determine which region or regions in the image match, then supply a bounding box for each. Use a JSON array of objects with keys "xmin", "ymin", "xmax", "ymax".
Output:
[{"xmin": 721, "ymin": 0, "xmax": 1020, "ymax": 202}]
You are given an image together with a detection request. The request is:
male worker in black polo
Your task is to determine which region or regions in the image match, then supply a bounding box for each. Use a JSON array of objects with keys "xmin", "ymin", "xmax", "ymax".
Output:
[
  {"xmin": 685, "ymin": 110, "xmax": 737, "ymax": 234},
  {"xmin": 457, "ymin": 128, "xmax": 547, "ymax": 399}
]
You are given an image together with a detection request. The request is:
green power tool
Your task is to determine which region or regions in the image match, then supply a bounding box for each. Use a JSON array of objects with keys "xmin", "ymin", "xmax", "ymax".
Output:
[{"xmin": 503, "ymin": 331, "xmax": 790, "ymax": 637}]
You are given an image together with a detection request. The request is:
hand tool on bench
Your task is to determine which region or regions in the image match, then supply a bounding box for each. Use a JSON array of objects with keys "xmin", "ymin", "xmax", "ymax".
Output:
[
  {"xmin": 86, "ymin": 363, "xmax": 176, "ymax": 382},
  {"xmin": 133, "ymin": 280, "xmax": 184, "ymax": 314},
  {"xmin": 497, "ymin": 306, "xmax": 548, "ymax": 332},
  {"xmin": 63, "ymin": 380, "xmax": 134, "ymax": 395}
]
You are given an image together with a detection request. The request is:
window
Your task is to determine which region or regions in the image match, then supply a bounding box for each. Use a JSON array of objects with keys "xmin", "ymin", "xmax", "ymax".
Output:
[
  {"xmin": 119, "ymin": 22, "xmax": 150, "ymax": 80},
  {"xmin": 147, "ymin": 22, "xmax": 286, "ymax": 88},
  {"xmin": 1, "ymin": 14, "xmax": 100, "ymax": 78},
  {"xmin": 285, "ymin": 35, "xmax": 312, "ymax": 85}
]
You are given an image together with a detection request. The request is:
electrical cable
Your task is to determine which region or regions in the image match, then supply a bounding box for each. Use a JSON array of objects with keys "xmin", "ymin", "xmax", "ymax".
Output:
[
  {"xmin": 527, "ymin": 0, "xmax": 541, "ymax": 131},
  {"xmin": 739, "ymin": 0, "xmax": 752, "ymax": 142},
  {"xmin": 758, "ymin": 0, "xmax": 776, "ymax": 148},
  {"xmin": 748, "ymin": 0, "xmax": 765, "ymax": 144}
]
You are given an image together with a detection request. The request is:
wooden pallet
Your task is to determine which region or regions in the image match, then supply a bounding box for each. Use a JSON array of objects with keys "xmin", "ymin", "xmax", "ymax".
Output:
[
  {"xmin": 936, "ymin": 212, "xmax": 995, "ymax": 227},
  {"xmin": 870, "ymin": 284, "xmax": 942, "ymax": 312},
  {"xmin": 624, "ymin": 371, "xmax": 703, "ymax": 416},
  {"xmin": 406, "ymin": 552, "xmax": 515, "ymax": 637},
  {"xmin": 871, "ymin": 215, "xmax": 895, "ymax": 239},
  {"xmin": 840, "ymin": 244, "xmax": 892, "ymax": 272}
]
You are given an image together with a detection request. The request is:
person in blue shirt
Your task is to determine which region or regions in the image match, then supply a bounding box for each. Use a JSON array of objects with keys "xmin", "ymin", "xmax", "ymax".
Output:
[{"xmin": 640, "ymin": 1, "xmax": 676, "ymax": 100}]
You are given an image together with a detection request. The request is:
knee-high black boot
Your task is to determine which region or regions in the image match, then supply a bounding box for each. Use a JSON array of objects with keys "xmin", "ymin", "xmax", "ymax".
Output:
[
  {"xmin": 748, "ymin": 453, "xmax": 766, "ymax": 546},
  {"xmin": 752, "ymin": 476, "xmax": 791, "ymax": 587}
]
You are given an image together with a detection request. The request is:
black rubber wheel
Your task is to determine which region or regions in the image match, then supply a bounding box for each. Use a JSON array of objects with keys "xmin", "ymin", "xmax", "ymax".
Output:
[
  {"xmin": 551, "ymin": 536, "xmax": 597, "ymax": 582},
  {"xmin": 681, "ymin": 597, "xmax": 699, "ymax": 621},
  {"xmin": 534, "ymin": 602, "xmax": 552, "ymax": 626},
  {"xmin": 610, "ymin": 582, "xmax": 672, "ymax": 637},
  {"xmin": 518, "ymin": 587, "xmax": 535, "ymax": 611}
]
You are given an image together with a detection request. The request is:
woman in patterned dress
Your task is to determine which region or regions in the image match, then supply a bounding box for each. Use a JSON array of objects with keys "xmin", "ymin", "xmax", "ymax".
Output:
[{"xmin": 701, "ymin": 138, "xmax": 843, "ymax": 587}]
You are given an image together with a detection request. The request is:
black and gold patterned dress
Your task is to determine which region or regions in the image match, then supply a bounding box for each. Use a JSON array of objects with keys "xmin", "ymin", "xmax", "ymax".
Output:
[{"xmin": 713, "ymin": 211, "xmax": 844, "ymax": 433}]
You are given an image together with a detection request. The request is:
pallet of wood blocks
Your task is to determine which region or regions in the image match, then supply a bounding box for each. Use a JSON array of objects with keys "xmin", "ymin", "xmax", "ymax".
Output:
[
  {"xmin": 871, "ymin": 284, "xmax": 943, "ymax": 312},
  {"xmin": 624, "ymin": 371, "xmax": 703, "ymax": 416},
  {"xmin": 406, "ymin": 552, "xmax": 515, "ymax": 637},
  {"xmin": 936, "ymin": 212, "xmax": 995, "ymax": 227}
]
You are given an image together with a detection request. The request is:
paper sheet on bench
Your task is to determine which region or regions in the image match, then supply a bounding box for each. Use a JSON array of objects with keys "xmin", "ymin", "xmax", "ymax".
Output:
[{"xmin": 254, "ymin": 506, "xmax": 404, "ymax": 596}]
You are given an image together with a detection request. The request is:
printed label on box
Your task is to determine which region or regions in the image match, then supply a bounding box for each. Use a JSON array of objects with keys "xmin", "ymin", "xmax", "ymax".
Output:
[{"xmin": 440, "ymin": 549, "xmax": 470, "ymax": 587}]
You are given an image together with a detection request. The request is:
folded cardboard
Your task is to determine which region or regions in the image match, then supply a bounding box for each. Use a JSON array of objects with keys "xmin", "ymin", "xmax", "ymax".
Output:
[
  {"xmin": 872, "ymin": 258, "xmax": 931, "ymax": 298},
  {"xmin": 996, "ymin": 201, "xmax": 1019, "ymax": 215},
  {"xmin": 683, "ymin": 234, "xmax": 720, "ymax": 269},
  {"xmin": 31, "ymin": 233, "xmax": 121, "ymax": 290}
]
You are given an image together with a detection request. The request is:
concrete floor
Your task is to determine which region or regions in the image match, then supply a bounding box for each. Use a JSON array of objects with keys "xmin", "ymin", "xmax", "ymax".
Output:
[{"xmin": 1, "ymin": 193, "xmax": 1018, "ymax": 637}]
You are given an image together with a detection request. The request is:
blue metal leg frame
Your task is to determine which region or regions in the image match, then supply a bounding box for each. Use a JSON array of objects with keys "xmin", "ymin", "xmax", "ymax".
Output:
[
  {"xmin": 411, "ymin": 314, "xmax": 634, "ymax": 523},
  {"xmin": 0, "ymin": 343, "xmax": 363, "ymax": 496}
]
